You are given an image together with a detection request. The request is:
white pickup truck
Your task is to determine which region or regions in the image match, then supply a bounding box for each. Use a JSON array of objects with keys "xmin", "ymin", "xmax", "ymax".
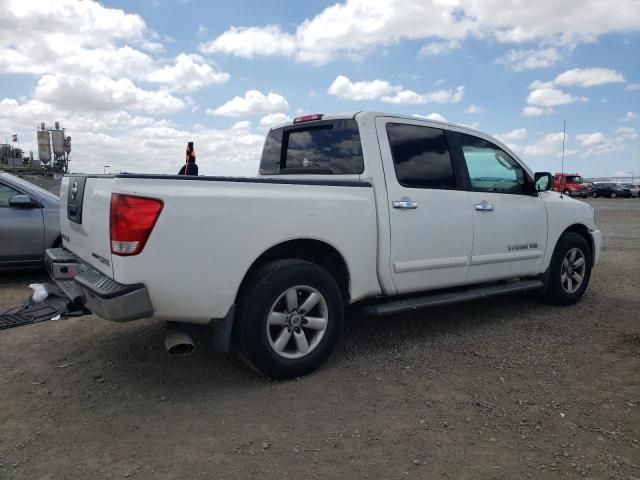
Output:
[{"xmin": 46, "ymin": 112, "xmax": 602, "ymax": 379}]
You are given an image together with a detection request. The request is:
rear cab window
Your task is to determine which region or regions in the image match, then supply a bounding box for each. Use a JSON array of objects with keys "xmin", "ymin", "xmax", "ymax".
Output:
[{"xmin": 259, "ymin": 119, "xmax": 364, "ymax": 175}]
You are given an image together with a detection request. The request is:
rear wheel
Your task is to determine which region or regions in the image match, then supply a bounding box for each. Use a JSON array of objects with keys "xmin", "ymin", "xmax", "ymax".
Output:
[
  {"xmin": 236, "ymin": 259, "xmax": 343, "ymax": 379},
  {"xmin": 544, "ymin": 232, "xmax": 592, "ymax": 305},
  {"xmin": 611, "ymin": 192, "xmax": 617, "ymax": 198}
]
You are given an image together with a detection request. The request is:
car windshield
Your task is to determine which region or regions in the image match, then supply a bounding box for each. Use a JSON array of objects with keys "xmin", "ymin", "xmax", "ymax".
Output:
[
  {"xmin": 1, "ymin": 173, "xmax": 59, "ymax": 201},
  {"xmin": 566, "ymin": 176, "xmax": 582, "ymax": 183}
]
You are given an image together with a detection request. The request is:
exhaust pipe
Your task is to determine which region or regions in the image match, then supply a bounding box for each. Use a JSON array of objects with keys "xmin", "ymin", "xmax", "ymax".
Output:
[{"xmin": 165, "ymin": 322, "xmax": 195, "ymax": 356}]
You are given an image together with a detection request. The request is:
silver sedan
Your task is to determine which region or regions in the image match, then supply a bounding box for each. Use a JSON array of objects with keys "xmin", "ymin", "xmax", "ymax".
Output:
[
  {"xmin": 622, "ymin": 184, "xmax": 639, "ymax": 198},
  {"xmin": 0, "ymin": 172, "xmax": 60, "ymax": 268}
]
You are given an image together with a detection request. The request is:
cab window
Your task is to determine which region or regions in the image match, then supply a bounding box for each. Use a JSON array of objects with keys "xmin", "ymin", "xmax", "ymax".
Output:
[
  {"xmin": 459, "ymin": 133, "xmax": 527, "ymax": 194},
  {"xmin": 259, "ymin": 119, "xmax": 364, "ymax": 175},
  {"xmin": 386, "ymin": 123, "xmax": 456, "ymax": 189}
]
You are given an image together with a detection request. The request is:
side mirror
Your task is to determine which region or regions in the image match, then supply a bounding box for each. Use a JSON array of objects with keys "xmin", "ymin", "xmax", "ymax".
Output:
[
  {"xmin": 8, "ymin": 194, "xmax": 38, "ymax": 208},
  {"xmin": 534, "ymin": 172, "xmax": 553, "ymax": 192}
]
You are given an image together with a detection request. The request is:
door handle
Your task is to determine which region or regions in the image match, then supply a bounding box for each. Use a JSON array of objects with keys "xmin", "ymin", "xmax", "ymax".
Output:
[
  {"xmin": 475, "ymin": 201, "xmax": 494, "ymax": 211},
  {"xmin": 393, "ymin": 198, "xmax": 418, "ymax": 209}
]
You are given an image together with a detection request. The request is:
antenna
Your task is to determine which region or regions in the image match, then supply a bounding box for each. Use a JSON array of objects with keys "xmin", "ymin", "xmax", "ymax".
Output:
[{"xmin": 560, "ymin": 120, "xmax": 566, "ymax": 198}]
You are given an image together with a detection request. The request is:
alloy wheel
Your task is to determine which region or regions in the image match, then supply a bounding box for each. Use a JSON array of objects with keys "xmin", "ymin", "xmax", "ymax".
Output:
[
  {"xmin": 266, "ymin": 285, "xmax": 328, "ymax": 359},
  {"xmin": 560, "ymin": 247, "xmax": 586, "ymax": 294}
]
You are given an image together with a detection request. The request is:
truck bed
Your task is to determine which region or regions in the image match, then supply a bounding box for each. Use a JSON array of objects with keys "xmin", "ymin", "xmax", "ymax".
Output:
[{"xmin": 59, "ymin": 173, "xmax": 381, "ymax": 324}]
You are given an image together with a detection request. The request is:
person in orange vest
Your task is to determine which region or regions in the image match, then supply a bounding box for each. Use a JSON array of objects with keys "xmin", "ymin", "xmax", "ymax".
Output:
[{"xmin": 178, "ymin": 141, "xmax": 198, "ymax": 175}]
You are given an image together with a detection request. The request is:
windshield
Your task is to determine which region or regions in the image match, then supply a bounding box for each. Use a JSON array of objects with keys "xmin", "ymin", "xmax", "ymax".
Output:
[
  {"xmin": 566, "ymin": 175, "xmax": 582, "ymax": 184},
  {"xmin": 1, "ymin": 173, "xmax": 59, "ymax": 201}
]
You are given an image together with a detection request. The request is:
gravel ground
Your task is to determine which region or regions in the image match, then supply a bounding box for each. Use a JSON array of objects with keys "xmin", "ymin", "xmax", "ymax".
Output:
[{"xmin": 0, "ymin": 198, "xmax": 638, "ymax": 479}]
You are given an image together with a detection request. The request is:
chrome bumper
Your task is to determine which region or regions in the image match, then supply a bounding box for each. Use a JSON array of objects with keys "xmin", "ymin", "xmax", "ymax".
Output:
[{"xmin": 45, "ymin": 248, "xmax": 153, "ymax": 322}]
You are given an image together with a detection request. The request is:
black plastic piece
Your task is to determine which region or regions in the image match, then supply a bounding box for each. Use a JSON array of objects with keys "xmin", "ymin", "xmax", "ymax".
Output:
[
  {"xmin": 362, "ymin": 280, "xmax": 545, "ymax": 317},
  {"xmin": 74, "ymin": 268, "xmax": 146, "ymax": 300}
]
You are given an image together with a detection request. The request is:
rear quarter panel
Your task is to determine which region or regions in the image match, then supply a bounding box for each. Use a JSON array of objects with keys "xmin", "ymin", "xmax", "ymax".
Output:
[{"xmin": 110, "ymin": 177, "xmax": 381, "ymax": 323}]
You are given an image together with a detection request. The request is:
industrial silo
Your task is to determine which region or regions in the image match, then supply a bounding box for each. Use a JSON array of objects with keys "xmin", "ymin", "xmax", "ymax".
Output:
[{"xmin": 37, "ymin": 126, "xmax": 51, "ymax": 164}]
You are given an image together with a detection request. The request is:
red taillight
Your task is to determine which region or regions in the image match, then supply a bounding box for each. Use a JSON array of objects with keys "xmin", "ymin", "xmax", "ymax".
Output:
[
  {"xmin": 110, "ymin": 194, "xmax": 163, "ymax": 256},
  {"xmin": 293, "ymin": 114, "xmax": 323, "ymax": 124}
]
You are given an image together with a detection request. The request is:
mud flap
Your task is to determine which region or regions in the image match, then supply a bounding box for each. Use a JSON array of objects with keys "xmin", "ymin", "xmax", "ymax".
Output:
[{"xmin": 0, "ymin": 284, "xmax": 89, "ymax": 330}]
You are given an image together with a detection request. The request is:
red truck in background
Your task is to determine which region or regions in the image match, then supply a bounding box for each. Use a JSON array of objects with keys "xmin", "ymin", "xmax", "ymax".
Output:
[{"xmin": 553, "ymin": 173, "xmax": 591, "ymax": 197}]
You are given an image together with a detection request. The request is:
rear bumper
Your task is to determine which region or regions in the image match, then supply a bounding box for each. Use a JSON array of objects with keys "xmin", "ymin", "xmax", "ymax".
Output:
[
  {"xmin": 589, "ymin": 229, "xmax": 602, "ymax": 266},
  {"xmin": 45, "ymin": 248, "xmax": 153, "ymax": 322}
]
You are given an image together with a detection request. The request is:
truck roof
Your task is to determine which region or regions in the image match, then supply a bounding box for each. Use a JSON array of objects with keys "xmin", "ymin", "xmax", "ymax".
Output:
[
  {"xmin": 272, "ymin": 111, "xmax": 485, "ymax": 135},
  {"xmin": 270, "ymin": 111, "xmax": 529, "ymax": 174}
]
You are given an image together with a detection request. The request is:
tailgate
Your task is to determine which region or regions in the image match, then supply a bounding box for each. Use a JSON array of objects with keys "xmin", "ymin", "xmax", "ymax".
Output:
[{"xmin": 60, "ymin": 175, "xmax": 114, "ymax": 276}]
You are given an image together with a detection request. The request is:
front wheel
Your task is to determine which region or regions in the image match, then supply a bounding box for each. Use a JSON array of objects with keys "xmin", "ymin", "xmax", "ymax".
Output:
[
  {"xmin": 564, "ymin": 189, "xmax": 571, "ymax": 196},
  {"xmin": 611, "ymin": 192, "xmax": 617, "ymax": 198},
  {"xmin": 544, "ymin": 232, "xmax": 592, "ymax": 305},
  {"xmin": 235, "ymin": 259, "xmax": 344, "ymax": 379}
]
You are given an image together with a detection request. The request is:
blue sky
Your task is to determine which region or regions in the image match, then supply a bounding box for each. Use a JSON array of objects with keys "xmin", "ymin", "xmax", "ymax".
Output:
[{"xmin": 1, "ymin": 0, "xmax": 639, "ymax": 178}]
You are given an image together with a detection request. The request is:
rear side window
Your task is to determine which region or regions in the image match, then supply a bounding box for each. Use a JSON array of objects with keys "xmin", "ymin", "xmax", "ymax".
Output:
[
  {"xmin": 386, "ymin": 123, "xmax": 456, "ymax": 189},
  {"xmin": 259, "ymin": 119, "xmax": 364, "ymax": 175}
]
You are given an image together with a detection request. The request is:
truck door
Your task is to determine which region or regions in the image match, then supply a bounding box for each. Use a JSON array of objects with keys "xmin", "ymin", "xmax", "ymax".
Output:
[
  {"xmin": 452, "ymin": 132, "xmax": 548, "ymax": 283},
  {"xmin": 375, "ymin": 117, "xmax": 473, "ymax": 294}
]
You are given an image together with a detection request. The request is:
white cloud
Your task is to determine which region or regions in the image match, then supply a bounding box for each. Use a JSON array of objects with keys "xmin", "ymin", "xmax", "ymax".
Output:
[
  {"xmin": 615, "ymin": 126, "xmax": 637, "ymax": 141},
  {"xmin": 0, "ymin": 0, "xmax": 156, "ymax": 77},
  {"xmin": 465, "ymin": 104, "xmax": 484, "ymax": 114},
  {"xmin": 328, "ymin": 75, "xmax": 397, "ymax": 101},
  {"xmin": 328, "ymin": 75, "xmax": 464, "ymax": 104},
  {"xmin": 147, "ymin": 53, "xmax": 229, "ymax": 92},
  {"xmin": 200, "ymin": 0, "xmax": 640, "ymax": 64},
  {"xmin": 259, "ymin": 113, "xmax": 292, "ymax": 127},
  {"xmin": 619, "ymin": 111, "xmax": 638, "ymax": 122},
  {"xmin": 495, "ymin": 47, "xmax": 563, "ymax": 71},
  {"xmin": 208, "ymin": 90, "xmax": 289, "ymax": 117},
  {"xmin": 496, "ymin": 128, "xmax": 528, "ymax": 142},
  {"xmin": 522, "ymin": 67, "xmax": 626, "ymax": 115},
  {"xmin": 576, "ymin": 132, "xmax": 619, "ymax": 156},
  {"xmin": 419, "ymin": 40, "xmax": 460, "ymax": 57},
  {"xmin": 381, "ymin": 86, "xmax": 464, "ymax": 105},
  {"xmin": 554, "ymin": 68, "xmax": 625, "ymax": 87},
  {"xmin": 524, "ymin": 132, "xmax": 566, "ymax": 156},
  {"xmin": 522, "ymin": 106, "xmax": 553, "ymax": 117},
  {"xmin": 526, "ymin": 87, "xmax": 580, "ymax": 107},
  {"xmin": 412, "ymin": 113, "xmax": 448, "ymax": 122},
  {"xmin": 466, "ymin": 0, "xmax": 640, "ymax": 45},
  {"xmin": 577, "ymin": 132, "xmax": 606, "ymax": 147},
  {"xmin": 626, "ymin": 83, "xmax": 640, "ymax": 91},
  {"xmin": 0, "ymin": 97, "xmax": 264, "ymax": 176},
  {"xmin": 200, "ymin": 24, "xmax": 297, "ymax": 58},
  {"xmin": 34, "ymin": 74, "xmax": 185, "ymax": 114}
]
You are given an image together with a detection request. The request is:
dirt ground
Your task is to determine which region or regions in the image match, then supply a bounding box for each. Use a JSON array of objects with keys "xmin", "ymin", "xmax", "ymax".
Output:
[{"xmin": 1, "ymin": 198, "xmax": 638, "ymax": 480}]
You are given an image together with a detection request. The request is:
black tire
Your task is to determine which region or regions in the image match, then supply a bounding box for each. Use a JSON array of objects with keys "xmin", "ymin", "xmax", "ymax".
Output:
[
  {"xmin": 235, "ymin": 259, "xmax": 344, "ymax": 379},
  {"xmin": 564, "ymin": 189, "xmax": 571, "ymax": 196},
  {"xmin": 611, "ymin": 192, "xmax": 617, "ymax": 198},
  {"xmin": 592, "ymin": 192, "xmax": 597, "ymax": 198},
  {"xmin": 544, "ymin": 232, "xmax": 592, "ymax": 305}
]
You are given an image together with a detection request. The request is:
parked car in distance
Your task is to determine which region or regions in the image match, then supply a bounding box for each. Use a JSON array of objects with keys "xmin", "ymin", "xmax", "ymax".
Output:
[
  {"xmin": 592, "ymin": 182, "xmax": 632, "ymax": 198},
  {"xmin": 46, "ymin": 112, "xmax": 602, "ymax": 379},
  {"xmin": 621, "ymin": 183, "xmax": 639, "ymax": 198},
  {"xmin": 0, "ymin": 171, "xmax": 61, "ymax": 269}
]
